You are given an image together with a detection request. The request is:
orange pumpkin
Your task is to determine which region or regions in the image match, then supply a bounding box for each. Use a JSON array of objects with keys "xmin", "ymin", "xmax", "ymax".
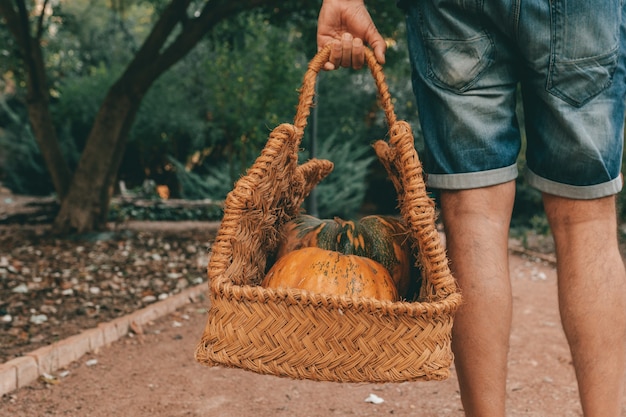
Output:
[
  {"xmin": 275, "ymin": 215, "xmax": 415, "ymax": 298},
  {"xmin": 262, "ymin": 247, "xmax": 398, "ymax": 301}
]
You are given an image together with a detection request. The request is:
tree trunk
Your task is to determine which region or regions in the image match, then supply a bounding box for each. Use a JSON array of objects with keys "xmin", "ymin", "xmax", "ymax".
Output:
[
  {"xmin": 0, "ymin": 0, "xmax": 73, "ymax": 199},
  {"xmin": 2, "ymin": 0, "xmax": 283, "ymax": 234},
  {"xmin": 51, "ymin": 0, "xmax": 276, "ymax": 234},
  {"xmin": 51, "ymin": 81, "xmax": 142, "ymax": 234},
  {"xmin": 26, "ymin": 91, "xmax": 72, "ymax": 200}
]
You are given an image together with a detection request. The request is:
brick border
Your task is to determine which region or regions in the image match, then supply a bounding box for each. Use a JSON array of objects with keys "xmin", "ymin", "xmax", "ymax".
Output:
[{"xmin": 0, "ymin": 283, "xmax": 208, "ymax": 397}]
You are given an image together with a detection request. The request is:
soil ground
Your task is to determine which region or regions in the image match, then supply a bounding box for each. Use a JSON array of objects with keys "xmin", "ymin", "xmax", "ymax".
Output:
[
  {"xmin": 5, "ymin": 249, "xmax": 623, "ymax": 416},
  {"xmin": 2, "ymin": 193, "xmax": 626, "ymax": 416}
]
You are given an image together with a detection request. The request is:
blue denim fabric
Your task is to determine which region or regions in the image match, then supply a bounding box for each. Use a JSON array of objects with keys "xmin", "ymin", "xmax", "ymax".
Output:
[{"xmin": 404, "ymin": 0, "xmax": 626, "ymax": 198}]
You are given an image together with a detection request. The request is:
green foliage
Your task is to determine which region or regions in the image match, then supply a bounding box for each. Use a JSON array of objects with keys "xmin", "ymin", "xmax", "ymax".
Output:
[
  {"xmin": 166, "ymin": 156, "xmax": 234, "ymax": 201},
  {"xmin": 528, "ymin": 213, "xmax": 551, "ymax": 235},
  {"xmin": 199, "ymin": 12, "xmax": 307, "ymax": 176},
  {"xmin": 108, "ymin": 200, "xmax": 223, "ymax": 222},
  {"xmin": 44, "ymin": 1, "xmax": 157, "ymax": 81},
  {"xmin": 5, "ymin": 0, "xmax": 610, "ymax": 231},
  {"xmin": 301, "ymin": 33, "xmax": 418, "ymax": 219},
  {"xmin": 53, "ymin": 65, "xmax": 119, "ymax": 150},
  {"xmin": 0, "ymin": 128, "xmax": 81, "ymax": 197},
  {"xmin": 304, "ymin": 132, "xmax": 376, "ymax": 219},
  {"xmin": 192, "ymin": 162, "xmax": 239, "ymax": 202},
  {"xmin": 512, "ymin": 175, "xmax": 545, "ymax": 230},
  {"xmin": 0, "ymin": 129, "xmax": 50, "ymax": 195},
  {"xmin": 0, "ymin": 25, "xmax": 19, "ymax": 81},
  {"xmin": 121, "ymin": 65, "xmax": 210, "ymax": 189},
  {"xmin": 0, "ymin": 96, "xmax": 78, "ymax": 195},
  {"xmin": 121, "ymin": 12, "xmax": 311, "ymax": 191},
  {"xmin": 366, "ymin": 0, "xmax": 406, "ymax": 38},
  {"xmin": 0, "ymin": 0, "xmax": 156, "ymax": 195}
]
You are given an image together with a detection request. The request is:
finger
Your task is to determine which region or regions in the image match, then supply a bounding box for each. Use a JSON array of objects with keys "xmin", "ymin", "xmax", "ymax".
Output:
[
  {"xmin": 329, "ymin": 40, "xmax": 342, "ymax": 70},
  {"xmin": 368, "ymin": 37, "xmax": 387, "ymax": 65},
  {"xmin": 351, "ymin": 38, "xmax": 365, "ymax": 70},
  {"xmin": 340, "ymin": 33, "xmax": 353, "ymax": 68}
]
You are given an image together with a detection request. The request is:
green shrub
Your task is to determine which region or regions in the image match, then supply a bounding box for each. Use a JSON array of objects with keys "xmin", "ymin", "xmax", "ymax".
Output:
[
  {"xmin": 167, "ymin": 156, "xmax": 234, "ymax": 201},
  {"xmin": 0, "ymin": 98, "xmax": 75, "ymax": 195},
  {"xmin": 301, "ymin": 132, "xmax": 376, "ymax": 220}
]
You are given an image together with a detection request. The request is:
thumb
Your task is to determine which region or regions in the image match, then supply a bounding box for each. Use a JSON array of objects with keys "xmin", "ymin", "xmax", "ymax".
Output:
[{"xmin": 369, "ymin": 38, "xmax": 386, "ymax": 65}]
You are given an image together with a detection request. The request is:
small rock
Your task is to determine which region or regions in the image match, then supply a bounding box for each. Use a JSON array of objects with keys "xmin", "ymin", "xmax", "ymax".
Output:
[
  {"xmin": 12, "ymin": 283, "xmax": 29, "ymax": 294},
  {"xmin": 364, "ymin": 393, "xmax": 385, "ymax": 404},
  {"xmin": 40, "ymin": 305, "xmax": 57, "ymax": 314},
  {"xmin": 40, "ymin": 372, "xmax": 59, "ymax": 385},
  {"xmin": 142, "ymin": 295, "xmax": 157, "ymax": 303},
  {"xmin": 30, "ymin": 314, "xmax": 48, "ymax": 325}
]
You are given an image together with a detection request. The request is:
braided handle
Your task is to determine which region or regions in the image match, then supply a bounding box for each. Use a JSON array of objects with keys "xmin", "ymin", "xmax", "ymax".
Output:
[
  {"xmin": 290, "ymin": 45, "xmax": 458, "ymax": 302},
  {"xmin": 293, "ymin": 44, "xmax": 397, "ymax": 139}
]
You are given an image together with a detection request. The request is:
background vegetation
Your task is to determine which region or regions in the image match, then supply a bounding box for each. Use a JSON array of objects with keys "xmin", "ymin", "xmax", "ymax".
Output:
[{"xmin": 1, "ymin": 0, "xmax": 623, "ymax": 234}]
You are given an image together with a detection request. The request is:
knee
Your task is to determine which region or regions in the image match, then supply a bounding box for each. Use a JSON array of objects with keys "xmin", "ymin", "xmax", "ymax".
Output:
[{"xmin": 543, "ymin": 194, "xmax": 617, "ymax": 228}]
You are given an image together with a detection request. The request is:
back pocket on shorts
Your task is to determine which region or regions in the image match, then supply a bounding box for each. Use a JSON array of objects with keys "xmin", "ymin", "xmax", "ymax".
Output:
[
  {"xmin": 425, "ymin": 34, "xmax": 494, "ymax": 92},
  {"xmin": 547, "ymin": 0, "xmax": 621, "ymax": 107}
]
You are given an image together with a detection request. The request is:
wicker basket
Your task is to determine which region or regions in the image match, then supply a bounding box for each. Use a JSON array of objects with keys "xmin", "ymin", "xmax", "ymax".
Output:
[{"xmin": 194, "ymin": 46, "xmax": 462, "ymax": 383}]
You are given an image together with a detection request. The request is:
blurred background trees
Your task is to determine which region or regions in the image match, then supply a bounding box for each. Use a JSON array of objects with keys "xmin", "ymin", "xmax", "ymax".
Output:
[{"xmin": 2, "ymin": 0, "xmax": 615, "ymax": 236}]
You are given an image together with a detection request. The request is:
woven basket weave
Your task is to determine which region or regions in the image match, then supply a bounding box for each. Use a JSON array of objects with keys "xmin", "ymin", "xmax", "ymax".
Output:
[{"xmin": 194, "ymin": 46, "xmax": 462, "ymax": 383}]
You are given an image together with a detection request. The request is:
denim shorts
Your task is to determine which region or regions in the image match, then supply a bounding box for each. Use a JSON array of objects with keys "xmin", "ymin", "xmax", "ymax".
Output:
[{"xmin": 404, "ymin": 0, "xmax": 626, "ymax": 199}]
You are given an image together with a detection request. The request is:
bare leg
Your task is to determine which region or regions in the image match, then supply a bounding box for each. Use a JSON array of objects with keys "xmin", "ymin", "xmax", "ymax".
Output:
[
  {"xmin": 543, "ymin": 194, "xmax": 626, "ymax": 417},
  {"xmin": 440, "ymin": 181, "xmax": 516, "ymax": 417}
]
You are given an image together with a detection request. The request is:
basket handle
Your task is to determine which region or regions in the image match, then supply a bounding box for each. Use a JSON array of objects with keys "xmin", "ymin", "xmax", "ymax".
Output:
[
  {"xmin": 293, "ymin": 44, "xmax": 397, "ymax": 140},
  {"xmin": 290, "ymin": 45, "xmax": 459, "ymax": 302}
]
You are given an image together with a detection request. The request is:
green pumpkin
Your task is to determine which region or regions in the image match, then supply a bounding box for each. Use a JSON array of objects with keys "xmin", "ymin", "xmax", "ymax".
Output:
[{"xmin": 275, "ymin": 214, "xmax": 419, "ymax": 299}]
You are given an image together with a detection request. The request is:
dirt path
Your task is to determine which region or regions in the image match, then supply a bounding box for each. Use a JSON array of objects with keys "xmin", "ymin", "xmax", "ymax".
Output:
[{"xmin": 3, "ymin": 252, "xmax": 618, "ymax": 417}]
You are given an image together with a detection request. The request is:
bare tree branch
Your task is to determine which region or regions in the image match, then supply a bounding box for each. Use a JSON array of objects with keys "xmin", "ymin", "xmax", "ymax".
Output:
[
  {"xmin": 5, "ymin": 0, "xmax": 46, "ymax": 96},
  {"xmin": 125, "ymin": 0, "xmax": 278, "ymax": 92},
  {"xmin": 127, "ymin": 0, "xmax": 192, "ymax": 72},
  {"xmin": 157, "ymin": 0, "xmax": 271, "ymax": 69},
  {"xmin": 35, "ymin": 0, "xmax": 50, "ymax": 40}
]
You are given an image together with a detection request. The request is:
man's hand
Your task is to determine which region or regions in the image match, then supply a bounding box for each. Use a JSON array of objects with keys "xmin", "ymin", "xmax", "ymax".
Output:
[{"xmin": 317, "ymin": 0, "xmax": 386, "ymax": 70}]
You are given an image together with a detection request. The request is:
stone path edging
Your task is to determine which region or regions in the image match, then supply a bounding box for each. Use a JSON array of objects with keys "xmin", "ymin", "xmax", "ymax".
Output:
[{"xmin": 0, "ymin": 283, "xmax": 208, "ymax": 397}]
